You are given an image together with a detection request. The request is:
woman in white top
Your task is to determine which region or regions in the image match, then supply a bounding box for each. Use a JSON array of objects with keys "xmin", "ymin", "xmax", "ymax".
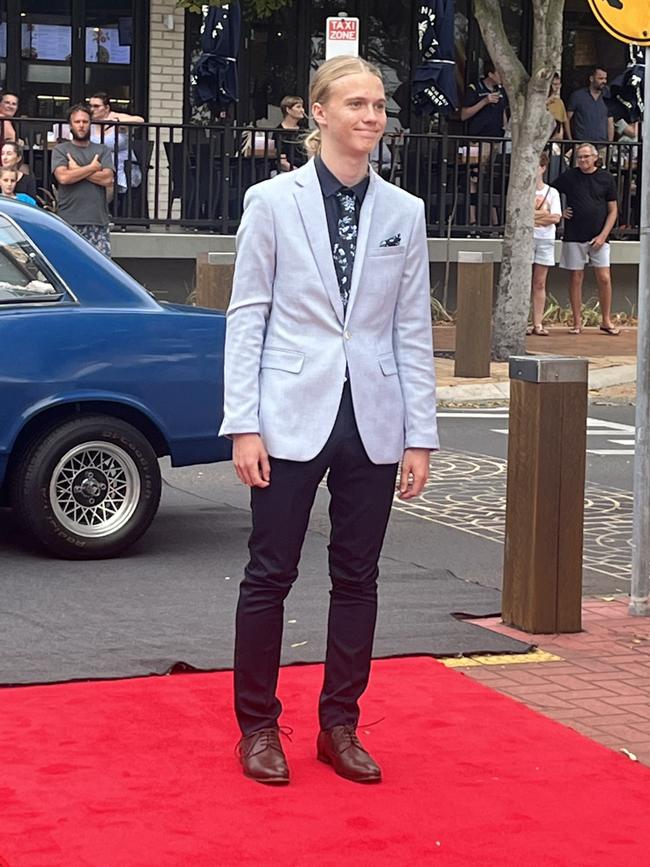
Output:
[
  {"xmin": 528, "ymin": 151, "xmax": 562, "ymax": 336},
  {"xmin": 87, "ymin": 93, "xmax": 144, "ymax": 193}
]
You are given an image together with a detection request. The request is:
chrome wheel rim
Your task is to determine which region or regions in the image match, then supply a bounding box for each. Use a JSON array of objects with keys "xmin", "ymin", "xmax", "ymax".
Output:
[{"xmin": 50, "ymin": 441, "xmax": 141, "ymax": 538}]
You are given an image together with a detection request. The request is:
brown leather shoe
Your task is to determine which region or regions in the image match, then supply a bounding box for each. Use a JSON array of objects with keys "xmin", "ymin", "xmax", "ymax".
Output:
[
  {"xmin": 317, "ymin": 725, "xmax": 382, "ymax": 783},
  {"xmin": 238, "ymin": 727, "xmax": 290, "ymax": 785}
]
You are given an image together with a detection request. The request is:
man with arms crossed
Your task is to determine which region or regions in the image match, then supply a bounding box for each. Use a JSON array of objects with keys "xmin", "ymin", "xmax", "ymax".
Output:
[
  {"xmin": 220, "ymin": 56, "xmax": 438, "ymax": 786},
  {"xmin": 552, "ymin": 142, "xmax": 619, "ymax": 335},
  {"xmin": 52, "ymin": 104, "xmax": 114, "ymax": 258}
]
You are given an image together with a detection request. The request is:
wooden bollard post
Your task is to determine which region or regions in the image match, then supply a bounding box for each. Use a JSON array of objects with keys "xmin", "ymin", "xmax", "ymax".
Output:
[
  {"xmin": 454, "ymin": 251, "xmax": 493, "ymax": 378},
  {"xmin": 502, "ymin": 356, "xmax": 588, "ymax": 634},
  {"xmin": 195, "ymin": 251, "xmax": 235, "ymax": 310}
]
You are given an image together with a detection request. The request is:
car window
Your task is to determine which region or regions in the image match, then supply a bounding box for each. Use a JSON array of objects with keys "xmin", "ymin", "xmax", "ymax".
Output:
[{"xmin": 0, "ymin": 215, "xmax": 64, "ymax": 303}]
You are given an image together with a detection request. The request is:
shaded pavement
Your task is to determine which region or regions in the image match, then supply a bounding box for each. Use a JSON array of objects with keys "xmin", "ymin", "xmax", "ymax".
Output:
[{"xmin": 434, "ymin": 324, "xmax": 637, "ymax": 403}]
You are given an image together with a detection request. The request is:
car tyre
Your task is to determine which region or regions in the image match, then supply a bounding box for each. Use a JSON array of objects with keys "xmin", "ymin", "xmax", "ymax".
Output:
[{"xmin": 11, "ymin": 415, "xmax": 162, "ymax": 559}]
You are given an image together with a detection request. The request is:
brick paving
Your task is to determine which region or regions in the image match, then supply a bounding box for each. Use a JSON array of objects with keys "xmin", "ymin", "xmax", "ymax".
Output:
[{"xmin": 457, "ymin": 597, "xmax": 650, "ymax": 766}]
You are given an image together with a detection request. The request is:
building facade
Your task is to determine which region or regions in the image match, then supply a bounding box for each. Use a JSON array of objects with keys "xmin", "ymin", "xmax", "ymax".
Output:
[{"xmin": 0, "ymin": 1, "xmax": 634, "ymax": 128}]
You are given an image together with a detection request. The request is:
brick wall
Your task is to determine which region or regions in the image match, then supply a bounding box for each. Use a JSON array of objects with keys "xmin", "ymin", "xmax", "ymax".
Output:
[
  {"xmin": 149, "ymin": 0, "xmax": 185, "ymax": 124},
  {"xmin": 148, "ymin": 0, "xmax": 186, "ymax": 217}
]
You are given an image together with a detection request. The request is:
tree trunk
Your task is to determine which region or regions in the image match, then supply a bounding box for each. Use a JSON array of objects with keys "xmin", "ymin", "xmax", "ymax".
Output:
[
  {"xmin": 493, "ymin": 141, "xmax": 538, "ymax": 358},
  {"xmin": 474, "ymin": 0, "xmax": 565, "ymax": 360}
]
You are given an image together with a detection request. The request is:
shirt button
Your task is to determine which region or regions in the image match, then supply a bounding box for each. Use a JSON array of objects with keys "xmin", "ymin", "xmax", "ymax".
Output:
[{"xmin": 344, "ymin": 330, "xmax": 351, "ymax": 340}]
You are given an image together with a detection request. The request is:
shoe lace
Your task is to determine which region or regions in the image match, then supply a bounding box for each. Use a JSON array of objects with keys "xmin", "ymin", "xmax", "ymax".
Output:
[
  {"xmin": 235, "ymin": 725, "xmax": 293, "ymax": 757},
  {"xmin": 334, "ymin": 717, "xmax": 385, "ymax": 752},
  {"xmin": 336, "ymin": 725, "xmax": 364, "ymax": 752}
]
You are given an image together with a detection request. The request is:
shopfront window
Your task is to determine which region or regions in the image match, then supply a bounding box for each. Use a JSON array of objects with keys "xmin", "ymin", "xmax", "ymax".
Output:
[
  {"xmin": 20, "ymin": 0, "xmax": 72, "ymax": 116},
  {"xmin": 186, "ymin": 2, "xmax": 301, "ymax": 126},
  {"xmin": 0, "ymin": 1, "xmax": 7, "ymax": 83},
  {"xmin": 13, "ymin": 1, "xmax": 145, "ymax": 118},
  {"xmin": 562, "ymin": 0, "xmax": 627, "ymax": 97},
  {"xmin": 244, "ymin": 0, "xmax": 300, "ymax": 125},
  {"xmin": 84, "ymin": 0, "xmax": 133, "ymax": 109},
  {"xmin": 499, "ymin": 0, "xmax": 523, "ymax": 58}
]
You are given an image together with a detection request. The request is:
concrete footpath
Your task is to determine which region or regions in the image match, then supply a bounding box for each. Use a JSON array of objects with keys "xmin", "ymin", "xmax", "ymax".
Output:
[
  {"xmin": 433, "ymin": 325, "xmax": 648, "ymax": 767},
  {"xmin": 434, "ymin": 324, "xmax": 637, "ymax": 403}
]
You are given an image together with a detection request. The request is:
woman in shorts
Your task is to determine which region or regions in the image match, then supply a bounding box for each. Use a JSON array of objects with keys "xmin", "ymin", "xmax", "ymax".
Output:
[{"xmin": 528, "ymin": 152, "xmax": 562, "ymax": 336}]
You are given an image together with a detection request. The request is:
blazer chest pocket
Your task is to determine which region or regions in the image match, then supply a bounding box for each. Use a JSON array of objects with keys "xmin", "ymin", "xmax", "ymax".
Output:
[
  {"xmin": 261, "ymin": 347, "xmax": 305, "ymax": 373},
  {"xmin": 368, "ymin": 247, "xmax": 405, "ymax": 259},
  {"xmin": 378, "ymin": 353, "xmax": 398, "ymax": 375}
]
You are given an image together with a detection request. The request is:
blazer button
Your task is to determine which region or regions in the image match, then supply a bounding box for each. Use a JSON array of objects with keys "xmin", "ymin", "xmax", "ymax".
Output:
[{"xmin": 344, "ymin": 330, "xmax": 351, "ymax": 340}]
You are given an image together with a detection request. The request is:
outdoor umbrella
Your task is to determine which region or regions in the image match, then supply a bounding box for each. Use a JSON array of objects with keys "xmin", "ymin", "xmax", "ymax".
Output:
[
  {"xmin": 412, "ymin": 0, "xmax": 458, "ymax": 117},
  {"xmin": 607, "ymin": 46, "xmax": 645, "ymax": 123},
  {"xmin": 191, "ymin": 2, "xmax": 241, "ymax": 115}
]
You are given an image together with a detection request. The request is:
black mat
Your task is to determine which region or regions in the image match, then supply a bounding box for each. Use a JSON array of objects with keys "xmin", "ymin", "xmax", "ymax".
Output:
[{"xmin": 0, "ymin": 500, "xmax": 532, "ymax": 686}]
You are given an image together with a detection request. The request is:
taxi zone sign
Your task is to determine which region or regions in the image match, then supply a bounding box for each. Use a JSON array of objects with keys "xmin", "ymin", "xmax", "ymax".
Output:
[
  {"xmin": 325, "ymin": 16, "xmax": 360, "ymax": 59},
  {"xmin": 587, "ymin": 0, "xmax": 650, "ymax": 46}
]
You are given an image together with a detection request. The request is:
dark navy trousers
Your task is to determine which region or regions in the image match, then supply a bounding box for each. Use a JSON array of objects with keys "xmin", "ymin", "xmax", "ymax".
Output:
[{"xmin": 234, "ymin": 381, "xmax": 398, "ymax": 735}]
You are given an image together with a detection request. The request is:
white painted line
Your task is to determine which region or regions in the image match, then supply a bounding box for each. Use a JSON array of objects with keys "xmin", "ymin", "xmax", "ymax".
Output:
[
  {"xmin": 588, "ymin": 449, "xmax": 635, "ymax": 455},
  {"xmin": 585, "ymin": 430, "xmax": 636, "ymax": 436},
  {"xmin": 438, "ymin": 413, "xmax": 509, "ymax": 419},
  {"xmin": 490, "ymin": 429, "xmax": 633, "ymax": 438},
  {"xmin": 587, "ymin": 419, "xmax": 635, "ymax": 433}
]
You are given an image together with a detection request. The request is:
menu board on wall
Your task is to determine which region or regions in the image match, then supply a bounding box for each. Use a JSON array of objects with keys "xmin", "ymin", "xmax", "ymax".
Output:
[
  {"xmin": 85, "ymin": 27, "xmax": 131, "ymax": 64},
  {"xmin": 21, "ymin": 24, "xmax": 72, "ymax": 61}
]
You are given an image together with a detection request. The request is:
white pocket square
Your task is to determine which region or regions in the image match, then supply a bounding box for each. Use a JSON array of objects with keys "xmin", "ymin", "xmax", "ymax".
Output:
[{"xmin": 379, "ymin": 233, "xmax": 401, "ymax": 248}]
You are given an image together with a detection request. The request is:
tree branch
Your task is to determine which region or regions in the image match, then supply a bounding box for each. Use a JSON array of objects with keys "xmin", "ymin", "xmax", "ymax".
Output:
[{"xmin": 474, "ymin": 0, "xmax": 528, "ymax": 97}]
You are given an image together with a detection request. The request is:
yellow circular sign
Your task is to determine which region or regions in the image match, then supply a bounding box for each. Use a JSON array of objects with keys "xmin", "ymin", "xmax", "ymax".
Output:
[{"xmin": 588, "ymin": 0, "xmax": 650, "ymax": 46}]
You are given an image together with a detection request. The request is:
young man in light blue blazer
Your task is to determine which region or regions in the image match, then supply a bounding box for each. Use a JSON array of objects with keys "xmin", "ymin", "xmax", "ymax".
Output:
[{"xmin": 220, "ymin": 56, "xmax": 439, "ymax": 786}]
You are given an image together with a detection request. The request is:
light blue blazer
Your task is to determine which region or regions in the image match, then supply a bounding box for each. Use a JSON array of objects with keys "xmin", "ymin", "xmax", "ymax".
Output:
[{"xmin": 219, "ymin": 159, "xmax": 439, "ymax": 464}]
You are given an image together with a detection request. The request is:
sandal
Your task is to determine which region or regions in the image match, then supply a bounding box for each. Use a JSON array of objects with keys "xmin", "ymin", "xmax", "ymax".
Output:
[
  {"xmin": 568, "ymin": 325, "xmax": 582, "ymax": 335},
  {"xmin": 530, "ymin": 325, "xmax": 549, "ymax": 336},
  {"xmin": 600, "ymin": 325, "xmax": 620, "ymax": 336}
]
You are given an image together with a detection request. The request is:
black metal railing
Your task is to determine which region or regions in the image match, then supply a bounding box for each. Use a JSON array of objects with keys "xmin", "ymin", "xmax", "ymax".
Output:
[{"xmin": 7, "ymin": 118, "xmax": 643, "ymax": 239}]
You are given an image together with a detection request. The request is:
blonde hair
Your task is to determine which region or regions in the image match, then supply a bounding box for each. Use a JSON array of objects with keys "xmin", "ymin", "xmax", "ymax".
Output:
[{"xmin": 304, "ymin": 56, "xmax": 383, "ymax": 157}]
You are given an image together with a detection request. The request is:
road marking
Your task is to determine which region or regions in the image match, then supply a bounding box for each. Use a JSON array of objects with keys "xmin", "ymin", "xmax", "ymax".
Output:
[
  {"xmin": 438, "ymin": 412, "xmax": 509, "ymax": 419},
  {"xmin": 447, "ymin": 412, "xmax": 639, "ymax": 455},
  {"xmin": 588, "ymin": 449, "xmax": 635, "ymax": 456},
  {"xmin": 586, "ymin": 419, "xmax": 635, "ymax": 432},
  {"xmin": 393, "ymin": 449, "xmax": 634, "ymax": 582}
]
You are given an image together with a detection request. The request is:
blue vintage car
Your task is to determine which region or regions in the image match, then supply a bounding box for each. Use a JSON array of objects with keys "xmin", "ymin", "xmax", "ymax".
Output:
[{"xmin": 0, "ymin": 199, "xmax": 231, "ymax": 559}]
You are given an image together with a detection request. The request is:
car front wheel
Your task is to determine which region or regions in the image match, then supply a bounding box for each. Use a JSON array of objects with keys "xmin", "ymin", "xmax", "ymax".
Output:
[{"xmin": 11, "ymin": 415, "xmax": 162, "ymax": 559}]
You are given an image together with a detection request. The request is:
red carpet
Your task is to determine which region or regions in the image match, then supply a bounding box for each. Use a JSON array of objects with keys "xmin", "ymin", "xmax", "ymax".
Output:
[{"xmin": 0, "ymin": 658, "xmax": 648, "ymax": 867}]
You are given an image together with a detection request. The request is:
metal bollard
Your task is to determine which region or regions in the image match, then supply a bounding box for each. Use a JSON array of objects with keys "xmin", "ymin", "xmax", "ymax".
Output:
[
  {"xmin": 502, "ymin": 356, "xmax": 589, "ymax": 634},
  {"xmin": 195, "ymin": 251, "xmax": 235, "ymax": 310},
  {"xmin": 454, "ymin": 251, "xmax": 493, "ymax": 378}
]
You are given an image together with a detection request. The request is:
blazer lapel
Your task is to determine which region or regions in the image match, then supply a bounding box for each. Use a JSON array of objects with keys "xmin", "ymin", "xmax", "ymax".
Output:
[
  {"xmin": 293, "ymin": 161, "xmax": 345, "ymax": 325},
  {"xmin": 344, "ymin": 167, "xmax": 377, "ymax": 323}
]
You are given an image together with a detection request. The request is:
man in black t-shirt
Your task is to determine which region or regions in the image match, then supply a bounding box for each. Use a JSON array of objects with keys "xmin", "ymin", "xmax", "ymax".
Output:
[
  {"xmin": 461, "ymin": 61, "xmax": 508, "ymax": 137},
  {"xmin": 461, "ymin": 61, "xmax": 509, "ymax": 226},
  {"xmin": 552, "ymin": 143, "xmax": 619, "ymax": 335}
]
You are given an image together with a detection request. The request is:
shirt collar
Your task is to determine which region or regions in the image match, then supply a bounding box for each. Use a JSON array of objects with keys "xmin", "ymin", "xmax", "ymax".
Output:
[{"xmin": 314, "ymin": 154, "xmax": 369, "ymax": 202}]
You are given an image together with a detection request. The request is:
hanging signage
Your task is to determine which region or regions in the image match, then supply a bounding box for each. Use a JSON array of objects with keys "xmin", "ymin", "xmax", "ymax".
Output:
[
  {"xmin": 587, "ymin": 0, "xmax": 650, "ymax": 46},
  {"xmin": 325, "ymin": 16, "xmax": 360, "ymax": 60}
]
